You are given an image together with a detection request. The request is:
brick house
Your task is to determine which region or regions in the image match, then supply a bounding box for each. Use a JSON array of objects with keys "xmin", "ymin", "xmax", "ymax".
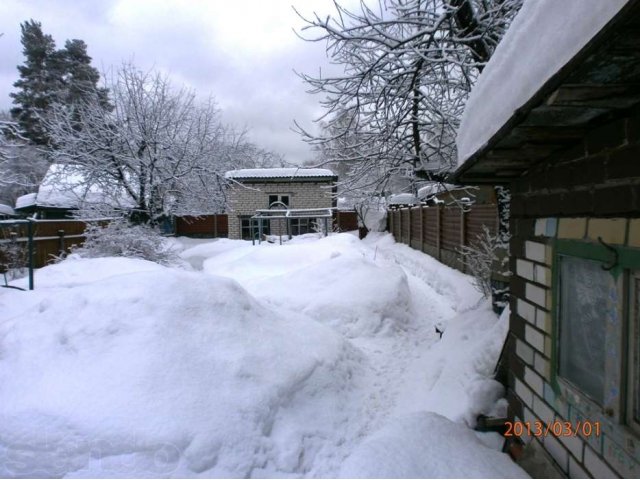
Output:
[
  {"xmin": 225, "ymin": 168, "xmax": 337, "ymax": 240},
  {"xmin": 452, "ymin": 1, "xmax": 640, "ymax": 477}
]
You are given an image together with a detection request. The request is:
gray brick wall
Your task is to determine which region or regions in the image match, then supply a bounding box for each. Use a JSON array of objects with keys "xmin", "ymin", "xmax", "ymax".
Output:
[
  {"xmin": 507, "ymin": 106, "xmax": 640, "ymax": 478},
  {"xmin": 226, "ymin": 180, "xmax": 334, "ymax": 239}
]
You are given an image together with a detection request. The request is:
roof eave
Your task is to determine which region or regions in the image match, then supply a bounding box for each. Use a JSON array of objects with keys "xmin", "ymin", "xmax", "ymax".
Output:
[{"xmin": 450, "ymin": 0, "xmax": 640, "ymax": 185}]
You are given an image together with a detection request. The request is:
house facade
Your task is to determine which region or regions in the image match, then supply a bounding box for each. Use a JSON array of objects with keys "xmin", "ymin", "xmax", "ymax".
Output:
[
  {"xmin": 225, "ymin": 168, "xmax": 337, "ymax": 240},
  {"xmin": 452, "ymin": 1, "xmax": 640, "ymax": 477}
]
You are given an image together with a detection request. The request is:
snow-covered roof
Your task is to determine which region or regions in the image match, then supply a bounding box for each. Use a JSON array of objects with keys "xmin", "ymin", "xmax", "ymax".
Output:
[
  {"xmin": 0, "ymin": 203, "xmax": 16, "ymax": 216},
  {"xmin": 456, "ymin": 0, "xmax": 629, "ymax": 167},
  {"xmin": 417, "ymin": 183, "xmax": 460, "ymax": 200},
  {"xmin": 225, "ymin": 168, "xmax": 336, "ymax": 180},
  {"xmin": 336, "ymin": 197, "xmax": 355, "ymax": 211},
  {"xmin": 15, "ymin": 164, "xmax": 134, "ymax": 210},
  {"xmin": 387, "ymin": 193, "xmax": 419, "ymax": 206},
  {"xmin": 15, "ymin": 193, "xmax": 37, "ymax": 209}
]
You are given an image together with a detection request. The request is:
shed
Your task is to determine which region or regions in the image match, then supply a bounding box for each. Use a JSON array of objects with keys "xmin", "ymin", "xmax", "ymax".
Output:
[
  {"xmin": 451, "ymin": 0, "xmax": 640, "ymax": 477},
  {"xmin": 0, "ymin": 204, "xmax": 17, "ymax": 219},
  {"xmin": 14, "ymin": 164, "xmax": 133, "ymax": 219}
]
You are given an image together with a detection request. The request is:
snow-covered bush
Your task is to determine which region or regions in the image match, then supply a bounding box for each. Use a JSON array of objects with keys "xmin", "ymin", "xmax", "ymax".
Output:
[
  {"xmin": 73, "ymin": 219, "xmax": 178, "ymax": 265},
  {"xmin": 355, "ymin": 197, "xmax": 387, "ymax": 233},
  {"xmin": 0, "ymin": 229, "xmax": 28, "ymax": 280},
  {"xmin": 460, "ymin": 225, "xmax": 510, "ymax": 302}
]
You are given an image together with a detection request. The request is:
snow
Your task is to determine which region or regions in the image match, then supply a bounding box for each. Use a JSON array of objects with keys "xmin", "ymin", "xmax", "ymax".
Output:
[
  {"xmin": 387, "ymin": 193, "xmax": 418, "ymax": 205},
  {"xmin": 225, "ymin": 168, "xmax": 335, "ymax": 179},
  {"xmin": 0, "ymin": 232, "xmax": 526, "ymax": 478},
  {"xmin": 14, "ymin": 164, "xmax": 134, "ymax": 210},
  {"xmin": 417, "ymin": 182, "xmax": 461, "ymax": 201},
  {"xmin": 340, "ymin": 412, "xmax": 526, "ymax": 478},
  {"xmin": 456, "ymin": 0, "xmax": 629, "ymax": 166},
  {"xmin": 0, "ymin": 203, "xmax": 15, "ymax": 216},
  {"xmin": 15, "ymin": 192, "xmax": 36, "ymax": 209},
  {"xmin": 336, "ymin": 196, "xmax": 354, "ymax": 210}
]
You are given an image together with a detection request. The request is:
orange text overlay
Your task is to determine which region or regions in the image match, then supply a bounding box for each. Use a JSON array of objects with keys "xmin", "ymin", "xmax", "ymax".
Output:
[{"xmin": 504, "ymin": 420, "xmax": 601, "ymax": 438}]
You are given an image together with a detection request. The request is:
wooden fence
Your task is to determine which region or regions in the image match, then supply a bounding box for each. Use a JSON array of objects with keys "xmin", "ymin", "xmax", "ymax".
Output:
[
  {"xmin": 0, "ymin": 219, "xmax": 94, "ymax": 269},
  {"xmin": 174, "ymin": 211, "xmax": 359, "ymax": 238},
  {"xmin": 334, "ymin": 210, "xmax": 359, "ymax": 232},
  {"xmin": 175, "ymin": 215, "xmax": 229, "ymax": 238},
  {"xmin": 0, "ymin": 210, "xmax": 362, "ymax": 278},
  {"xmin": 387, "ymin": 203, "xmax": 498, "ymax": 272}
]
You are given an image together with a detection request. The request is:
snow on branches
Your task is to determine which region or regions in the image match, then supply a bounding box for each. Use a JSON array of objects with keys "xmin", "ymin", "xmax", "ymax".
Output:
[
  {"xmin": 296, "ymin": 0, "xmax": 522, "ymax": 196},
  {"xmin": 70, "ymin": 218, "xmax": 179, "ymax": 265},
  {"xmin": 44, "ymin": 64, "xmax": 270, "ymax": 223}
]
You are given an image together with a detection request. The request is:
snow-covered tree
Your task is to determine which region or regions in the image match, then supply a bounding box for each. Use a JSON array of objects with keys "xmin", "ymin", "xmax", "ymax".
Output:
[
  {"xmin": 296, "ymin": 0, "xmax": 522, "ymax": 196},
  {"xmin": 45, "ymin": 63, "xmax": 269, "ymax": 223},
  {"xmin": 10, "ymin": 20, "xmax": 108, "ymax": 146},
  {"xmin": 0, "ymin": 114, "xmax": 49, "ymax": 206}
]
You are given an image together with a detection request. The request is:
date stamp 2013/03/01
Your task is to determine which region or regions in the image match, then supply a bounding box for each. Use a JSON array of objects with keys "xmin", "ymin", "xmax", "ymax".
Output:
[{"xmin": 504, "ymin": 420, "xmax": 601, "ymax": 438}]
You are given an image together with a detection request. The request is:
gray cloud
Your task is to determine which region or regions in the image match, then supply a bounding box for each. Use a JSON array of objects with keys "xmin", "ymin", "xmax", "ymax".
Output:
[{"xmin": 0, "ymin": 0, "xmax": 354, "ymax": 164}]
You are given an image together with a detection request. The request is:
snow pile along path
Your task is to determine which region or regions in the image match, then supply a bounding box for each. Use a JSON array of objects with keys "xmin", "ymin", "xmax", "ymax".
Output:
[
  {"xmin": 0, "ymin": 232, "xmax": 526, "ymax": 478},
  {"xmin": 341, "ymin": 412, "xmax": 526, "ymax": 478},
  {"xmin": 1, "ymin": 263, "xmax": 364, "ymax": 477}
]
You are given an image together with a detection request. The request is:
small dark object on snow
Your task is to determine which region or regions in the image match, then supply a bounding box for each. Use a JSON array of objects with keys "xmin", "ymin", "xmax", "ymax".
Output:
[{"xmin": 0, "ymin": 263, "xmax": 25, "ymax": 291}]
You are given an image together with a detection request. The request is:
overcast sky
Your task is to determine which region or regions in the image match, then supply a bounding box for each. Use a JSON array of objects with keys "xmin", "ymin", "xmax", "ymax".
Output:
[{"xmin": 0, "ymin": 0, "xmax": 356, "ymax": 164}]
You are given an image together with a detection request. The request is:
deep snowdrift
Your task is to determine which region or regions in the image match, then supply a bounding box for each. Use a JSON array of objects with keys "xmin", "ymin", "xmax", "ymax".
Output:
[
  {"xmin": 341, "ymin": 412, "xmax": 527, "ymax": 478},
  {"xmin": 0, "ymin": 263, "xmax": 363, "ymax": 477},
  {"xmin": 201, "ymin": 234, "xmax": 414, "ymax": 338},
  {"xmin": 0, "ymin": 233, "xmax": 526, "ymax": 478}
]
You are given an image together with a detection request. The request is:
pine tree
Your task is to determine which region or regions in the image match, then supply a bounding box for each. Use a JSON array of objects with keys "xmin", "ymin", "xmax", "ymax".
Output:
[
  {"xmin": 58, "ymin": 39, "xmax": 110, "ymax": 109},
  {"xmin": 10, "ymin": 20, "xmax": 109, "ymax": 146},
  {"xmin": 10, "ymin": 20, "xmax": 59, "ymax": 145}
]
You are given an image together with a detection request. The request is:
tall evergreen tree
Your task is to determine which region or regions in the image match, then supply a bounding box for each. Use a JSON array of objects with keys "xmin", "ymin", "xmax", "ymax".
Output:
[
  {"xmin": 10, "ymin": 20, "xmax": 108, "ymax": 146},
  {"xmin": 57, "ymin": 39, "xmax": 110, "ymax": 109},
  {"xmin": 10, "ymin": 20, "xmax": 58, "ymax": 145}
]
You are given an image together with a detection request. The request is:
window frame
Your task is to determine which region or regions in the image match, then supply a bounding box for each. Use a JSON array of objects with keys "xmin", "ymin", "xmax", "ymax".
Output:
[
  {"xmin": 555, "ymin": 254, "xmax": 613, "ymax": 407},
  {"xmin": 552, "ymin": 239, "xmax": 640, "ymax": 430},
  {"xmin": 627, "ymin": 271, "xmax": 640, "ymax": 435},
  {"xmin": 240, "ymin": 216, "xmax": 270, "ymax": 240},
  {"xmin": 268, "ymin": 194, "xmax": 290, "ymax": 209},
  {"xmin": 290, "ymin": 217, "xmax": 316, "ymax": 236}
]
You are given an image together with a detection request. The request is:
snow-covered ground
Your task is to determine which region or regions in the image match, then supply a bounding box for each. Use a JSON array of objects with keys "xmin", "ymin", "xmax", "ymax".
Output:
[{"xmin": 0, "ymin": 232, "xmax": 527, "ymax": 478}]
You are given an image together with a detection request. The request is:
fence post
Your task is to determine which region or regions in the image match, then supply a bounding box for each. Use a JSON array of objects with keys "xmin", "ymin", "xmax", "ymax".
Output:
[
  {"xmin": 419, "ymin": 206, "xmax": 424, "ymax": 252},
  {"xmin": 460, "ymin": 208, "xmax": 467, "ymax": 272},
  {"xmin": 436, "ymin": 205, "xmax": 442, "ymax": 261},
  {"xmin": 27, "ymin": 220, "xmax": 34, "ymax": 290},
  {"xmin": 398, "ymin": 209, "xmax": 402, "ymax": 243},
  {"xmin": 58, "ymin": 229, "xmax": 65, "ymax": 256},
  {"xmin": 213, "ymin": 215, "xmax": 218, "ymax": 238},
  {"xmin": 392, "ymin": 210, "xmax": 396, "ymax": 237},
  {"xmin": 390, "ymin": 211, "xmax": 394, "ymax": 235}
]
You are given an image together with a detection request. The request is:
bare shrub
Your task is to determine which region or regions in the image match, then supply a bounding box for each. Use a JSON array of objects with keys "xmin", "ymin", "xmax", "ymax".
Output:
[{"xmin": 72, "ymin": 219, "xmax": 178, "ymax": 265}]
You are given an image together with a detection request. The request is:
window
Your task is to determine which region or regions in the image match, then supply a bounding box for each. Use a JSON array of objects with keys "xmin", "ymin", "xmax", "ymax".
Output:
[
  {"xmin": 290, "ymin": 218, "xmax": 316, "ymax": 236},
  {"xmin": 268, "ymin": 194, "xmax": 289, "ymax": 208},
  {"xmin": 240, "ymin": 216, "xmax": 270, "ymax": 240},
  {"xmin": 554, "ymin": 239, "xmax": 640, "ymax": 427},
  {"xmin": 557, "ymin": 255, "xmax": 611, "ymax": 405}
]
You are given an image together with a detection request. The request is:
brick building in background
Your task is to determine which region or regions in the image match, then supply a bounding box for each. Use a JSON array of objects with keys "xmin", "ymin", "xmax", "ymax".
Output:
[
  {"xmin": 452, "ymin": 0, "xmax": 640, "ymax": 477},
  {"xmin": 224, "ymin": 168, "xmax": 337, "ymax": 240}
]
